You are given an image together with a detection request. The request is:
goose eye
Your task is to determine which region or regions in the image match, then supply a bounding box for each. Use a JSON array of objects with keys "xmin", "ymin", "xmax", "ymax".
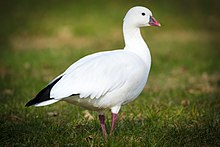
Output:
[{"xmin": 141, "ymin": 13, "xmax": 145, "ymax": 16}]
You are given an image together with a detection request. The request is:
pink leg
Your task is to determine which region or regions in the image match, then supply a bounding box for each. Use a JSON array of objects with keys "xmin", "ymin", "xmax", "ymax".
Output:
[
  {"xmin": 110, "ymin": 113, "xmax": 118, "ymax": 135},
  {"xmin": 98, "ymin": 114, "xmax": 107, "ymax": 138}
]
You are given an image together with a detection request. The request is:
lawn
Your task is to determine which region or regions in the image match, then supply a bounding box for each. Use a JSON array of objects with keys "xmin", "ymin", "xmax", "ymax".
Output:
[{"xmin": 0, "ymin": 0, "xmax": 220, "ymax": 146}]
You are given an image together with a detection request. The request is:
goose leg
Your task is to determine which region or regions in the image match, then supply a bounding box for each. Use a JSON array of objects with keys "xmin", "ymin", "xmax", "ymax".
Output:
[
  {"xmin": 98, "ymin": 113, "xmax": 107, "ymax": 138},
  {"xmin": 110, "ymin": 113, "xmax": 118, "ymax": 135},
  {"xmin": 110, "ymin": 105, "xmax": 121, "ymax": 135}
]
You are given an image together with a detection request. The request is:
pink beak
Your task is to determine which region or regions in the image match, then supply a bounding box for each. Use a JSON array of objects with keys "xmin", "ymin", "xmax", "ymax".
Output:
[{"xmin": 149, "ymin": 16, "xmax": 161, "ymax": 27}]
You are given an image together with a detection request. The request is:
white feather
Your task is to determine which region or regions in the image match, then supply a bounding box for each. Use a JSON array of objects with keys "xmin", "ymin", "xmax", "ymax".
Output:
[
  {"xmin": 34, "ymin": 99, "xmax": 59, "ymax": 107},
  {"xmin": 50, "ymin": 50, "xmax": 147, "ymax": 100}
]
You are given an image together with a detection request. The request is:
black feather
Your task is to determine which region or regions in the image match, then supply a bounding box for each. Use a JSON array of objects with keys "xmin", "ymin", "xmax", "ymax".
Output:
[
  {"xmin": 70, "ymin": 94, "xmax": 80, "ymax": 97},
  {"xmin": 25, "ymin": 76, "xmax": 62, "ymax": 107}
]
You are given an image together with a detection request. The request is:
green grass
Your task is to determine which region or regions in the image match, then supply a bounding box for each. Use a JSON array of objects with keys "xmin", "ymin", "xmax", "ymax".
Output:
[{"xmin": 0, "ymin": 0, "xmax": 220, "ymax": 146}]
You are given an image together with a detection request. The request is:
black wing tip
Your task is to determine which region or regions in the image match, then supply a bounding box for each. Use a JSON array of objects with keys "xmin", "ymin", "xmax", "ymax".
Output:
[
  {"xmin": 25, "ymin": 76, "xmax": 63, "ymax": 107},
  {"xmin": 25, "ymin": 99, "xmax": 35, "ymax": 107}
]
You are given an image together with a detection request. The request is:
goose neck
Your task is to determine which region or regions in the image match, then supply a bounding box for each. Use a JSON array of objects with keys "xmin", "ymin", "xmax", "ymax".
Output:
[
  {"xmin": 123, "ymin": 24, "xmax": 144, "ymax": 48},
  {"xmin": 123, "ymin": 23, "xmax": 151, "ymax": 66}
]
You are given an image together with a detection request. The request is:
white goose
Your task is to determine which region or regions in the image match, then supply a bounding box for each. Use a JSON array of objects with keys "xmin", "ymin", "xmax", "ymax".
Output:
[{"xmin": 26, "ymin": 6, "xmax": 160, "ymax": 138}]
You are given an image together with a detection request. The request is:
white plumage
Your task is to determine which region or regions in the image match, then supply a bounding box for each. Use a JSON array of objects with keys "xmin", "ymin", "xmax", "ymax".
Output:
[{"xmin": 26, "ymin": 6, "xmax": 160, "ymax": 137}]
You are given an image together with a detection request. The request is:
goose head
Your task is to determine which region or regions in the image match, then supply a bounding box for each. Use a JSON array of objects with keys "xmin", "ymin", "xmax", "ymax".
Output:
[{"xmin": 124, "ymin": 6, "xmax": 161, "ymax": 28}]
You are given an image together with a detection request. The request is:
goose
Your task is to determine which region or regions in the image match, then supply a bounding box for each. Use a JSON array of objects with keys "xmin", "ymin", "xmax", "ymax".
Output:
[{"xmin": 26, "ymin": 6, "xmax": 160, "ymax": 138}]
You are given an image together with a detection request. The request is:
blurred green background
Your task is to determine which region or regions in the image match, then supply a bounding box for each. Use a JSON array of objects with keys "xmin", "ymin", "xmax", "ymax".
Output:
[{"xmin": 0, "ymin": 0, "xmax": 219, "ymax": 146}]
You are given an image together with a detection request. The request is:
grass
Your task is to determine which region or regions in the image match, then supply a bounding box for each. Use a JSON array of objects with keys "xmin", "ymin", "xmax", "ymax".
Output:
[{"xmin": 0, "ymin": 0, "xmax": 220, "ymax": 146}]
